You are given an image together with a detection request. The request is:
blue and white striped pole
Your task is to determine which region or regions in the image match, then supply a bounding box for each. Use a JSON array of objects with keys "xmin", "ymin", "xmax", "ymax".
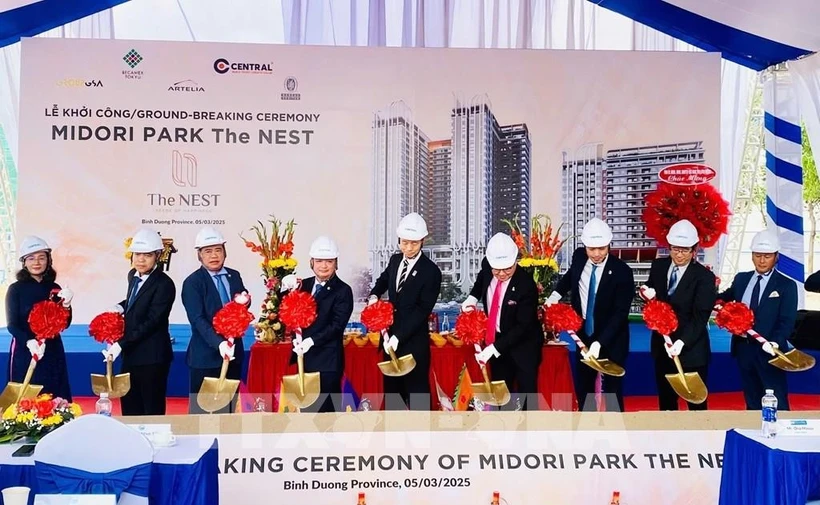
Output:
[{"xmin": 763, "ymin": 67, "xmax": 805, "ymax": 307}]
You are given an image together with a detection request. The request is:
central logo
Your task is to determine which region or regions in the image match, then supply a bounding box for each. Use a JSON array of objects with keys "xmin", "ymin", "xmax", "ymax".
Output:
[
  {"xmin": 212, "ymin": 58, "xmax": 273, "ymax": 75},
  {"xmin": 171, "ymin": 150, "xmax": 197, "ymax": 187}
]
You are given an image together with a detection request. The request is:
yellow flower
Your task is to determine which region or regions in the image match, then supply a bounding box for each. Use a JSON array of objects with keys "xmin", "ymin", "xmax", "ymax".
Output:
[
  {"xmin": 69, "ymin": 404, "xmax": 82, "ymax": 417},
  {"xmin": 3, "ymin": 404, "xmax": 17, "ymax": 420},
  {"xmin": 41, "ymin": 414, "xmax": 63, "ymax": 426},
  {"xmin": 518, "ymin": 258, "xmax": 534, "ymax": 268},
  {"xmin": 36, "ymin": 393, "xmax": 52, "ymax": 401},
  {"xmin": 16, "ymin": 412, "xmax": 35, "ymax": 423},
  {"xmin": 284, "ymin": 258, "xmax": 297, "ymax": 269}
]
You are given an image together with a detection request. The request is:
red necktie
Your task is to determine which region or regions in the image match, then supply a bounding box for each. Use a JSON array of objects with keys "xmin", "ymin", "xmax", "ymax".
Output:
[{"xmin": 485, "ymin": 280, "xmax": 503, "ymax": 345}]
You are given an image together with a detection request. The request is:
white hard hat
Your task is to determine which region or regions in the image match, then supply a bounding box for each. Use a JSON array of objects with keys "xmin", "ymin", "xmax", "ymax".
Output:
[
  {"xmin": 485, "ymin": 233, "xmax": 519, "ymax": 270},
  {"xmin": 666, "ymin": 219, "xmax": 699, "ymax": 248},
  {"xmin": 581, "ymin": 218, "xmax": 612, "ymax": 248},
  {"xmin": 18, "ymin": 236, "xmax": 51, "ymax": 261},
  {"xmin": 309, "ymin": 235, "xmax": 339, "ymax": 259},
  {"xmin": 129, "ymin": 228, "xmax": 164, "ymax": 253},
  {"xmin": 751, "ymin": 230, "xmax": 780, "ymax": 253},
  {"xmin": 396, "ymin": 213, "xmax": 428, "ymax": 241},
  {"xmin": 194, "ymin": 226, "xmax": 226, "ymax": 249}
]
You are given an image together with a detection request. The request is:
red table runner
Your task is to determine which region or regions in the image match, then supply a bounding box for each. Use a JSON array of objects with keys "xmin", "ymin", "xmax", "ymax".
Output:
[{"xmin": 247, "ymin": 341, "xmax": 577, "ymax": 411}]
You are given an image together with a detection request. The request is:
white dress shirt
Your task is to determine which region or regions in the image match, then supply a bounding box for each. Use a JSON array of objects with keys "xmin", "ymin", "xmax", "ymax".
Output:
[
  {"xmin": 396, "ymin": 253, "xmax": 422, "ymax": 290},
  {"xmin": 579, "ymin": 256, "xmax": 607, "ymax": 319},
  {"xmin": 667, "ymin": 261, "xmax": 691, "ymax": 291}
]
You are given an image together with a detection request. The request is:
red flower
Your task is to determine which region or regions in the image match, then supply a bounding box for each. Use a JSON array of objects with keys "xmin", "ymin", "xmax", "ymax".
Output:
[
  {"xmin": 18, "ymin": 399, "xmax": 33, "ymax": 411},
  {"xmin": 279, "ymin": 291, "xmax": 317, "ymax": 330},
  {"xmin": 715, "ymin": 301, "xmax": 754, "ymax": 335},
  {"xmin": 88, "ymin": 312, "xmax": 125, "ymax": 345},
  {"xmin": 213, "ymin": 301, "xmax": 254, "ymax": 339},
  {"xmin": 643, "ymin": 299, "xmax": 678, "ymax": 336},
  {"xmin": 455, "ymin": 310, "xmax": 487, "ymax": 345},
  {"xmin": 28, "ymin": 300, "xmax": 70, "ymax": 340},
  {"xmin": 642, "ymin": 183, "xmax": 731, "ymax": 248},
  {"xmin": 35, "ymin": 399, "xmax": 53, "ymax": 418},
  {"xmin": 360, "ymin": 301, "xmax": 394, "ymax": 333},
  {"xmin": 543, "ymin": 303, "xmax": 582, "ymax": 334}
]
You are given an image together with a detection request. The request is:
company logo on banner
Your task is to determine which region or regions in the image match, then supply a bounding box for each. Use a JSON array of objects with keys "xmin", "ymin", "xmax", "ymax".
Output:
[
  {"xmin": 213, "ymin": 58, "xmax": 273, "ymax": 75},
  {"xmin": 57, "ymin": 78, "xmax": 103, "ymax": 88},
  {"xmin": 122, "ymin": 49, "xmax": 144, "ymax": 80},
  {"xmin": 171, "ymin": 150, "xmax": 198, "ymax": 187},
  {"xmin": 658, "ymin": 163, "xmax": 716, "ymax": 186},
  {"xmin": 282, "ymin": 77, "xmax": 300, "ymax": 101},
  {"xmin": 168, "ymin": 79, "xmax": 205, "ymax": 93},
  {"xmin": 146, "ymin": 150, "xmax": 221, "ymax": 216}
]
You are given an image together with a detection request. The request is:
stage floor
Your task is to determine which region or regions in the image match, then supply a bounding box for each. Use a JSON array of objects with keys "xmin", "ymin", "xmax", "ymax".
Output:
[{"xmin": 1, "ymin": 323, "xmax": 818, "ymax": 398}]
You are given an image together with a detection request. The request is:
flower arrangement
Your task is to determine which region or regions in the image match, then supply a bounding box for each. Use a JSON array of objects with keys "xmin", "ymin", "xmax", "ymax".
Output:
[
  {"xmin": 0, "ymin": 394, "xmax": 82, "ymax": 443},
  {"xmin": 642, "ymin": 183, "xmax": 731, "ymax": 248},
  {"xmin": 504, "ymin": 213, "xmax": 565, "ymax": 305},
  {"xmin": 241, "ymin": 215, "xmax": 297, "ymax": 343}
]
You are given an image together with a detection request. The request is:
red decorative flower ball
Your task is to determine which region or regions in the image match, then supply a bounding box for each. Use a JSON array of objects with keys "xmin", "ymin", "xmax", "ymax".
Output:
[
  {"xmin": 279, "ymin": 291, "xmax": 317, "ymax": 330},
  {"xmin": 360, "ymin": 300, "xmax": 394, "ymax": 334},
  {"xmin": 454, "ymin": 310, "xmax": 487, "ymax": 345},
  {"xmin": 715, "ymin": 301, "xmax": 754, "ymax": 336},
  {"xmin": 544, "ymin": 303, "xmax": 582, "ymax": 334},
  {"xmin": 28, "ymin": 300, "xmax": 70, "ymax": 340},
  {"xmin": 642, "ymin": 299, "xmax": 678, "ymax": 336},
  {"xmin": 213, "ymin": 301, "xmax": 255, "ymax": 339},
  {"xmin": 89, "ymin": 312, "xmax": 125, "ymax": 345}
]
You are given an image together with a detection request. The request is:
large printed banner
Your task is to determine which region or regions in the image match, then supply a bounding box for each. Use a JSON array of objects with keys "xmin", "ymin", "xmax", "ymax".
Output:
[
  {"xmin": 214, "ymin": 428, "xmax": 727, "ymax": 504},
  {"xmin": 15, "ymin": 38, "xmax": 720, "ymax": 324}
]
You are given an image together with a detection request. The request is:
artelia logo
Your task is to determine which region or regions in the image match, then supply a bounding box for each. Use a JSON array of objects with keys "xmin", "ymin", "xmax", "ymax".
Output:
[
  {"xmin": 168, "ymin": 79, "xmax": 205, "ymax": 93},
  {"xmin": 122, "ymin": 49, "xmax": 144, "ymax": 80},
  {"xmin": 57, "ymin": 78, "xmax": 103, "ymax": 88},
  {"xmin": 281, "ymin": 76, "xmax": 300, "ymax": 101},
  {"xmin": 213, "ymin": 58, "xmax": 273, "ymax": 75}
]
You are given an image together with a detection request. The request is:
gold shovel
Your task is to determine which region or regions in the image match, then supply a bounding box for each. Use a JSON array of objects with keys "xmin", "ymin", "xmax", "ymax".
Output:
[
  {"xmin": 745, "ymin": 330, "xmax": 816, "ymax": 372},
  {"xmin": 567, "ymin": 331, "xmax": 626, "ymax": 377},
  {"xmin": 0, "ymin": 358, "xmax": 43, "ymax": 410},
  {"xmin": 665, "ymin": 355, "xmax": 708, "ymax": 404},
  {"xmin": 377, "ymin": 346, "xmax": 417, "ymax": 377},
  {"xmin": 196, "ymin": 357, "xmax": 240, "ymax": 413},
  {"xmin": 90, "ymin": 355, "xmax": 131, "ymax": 399},
  {"xmin": 471, "ymin": 365, "xmax": 511, "ymax": 407},
  {"xmin": 281, "ymin": 352, "xmax": 321, "ymax": 409}
]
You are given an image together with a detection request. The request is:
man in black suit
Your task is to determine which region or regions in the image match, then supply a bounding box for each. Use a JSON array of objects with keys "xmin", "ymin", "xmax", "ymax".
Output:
[
  {"xmin": 182, "ymin": 226, "xmax": 249, "ymax": 414},
  {"xmin": 106, "ymin": 228, "xmax": 176, "ymax": 416},
  {"xmin": 718, "ymin": 230, "xmax": 797, "ymax": 410},
  {"xmin": 643, "ymin": 219, "xmax": 717, "ymax": 411},
  {"xmin": 547, "ymin": 218, "xmax": 634, "ymax": 412},
  {"xmin": 281, "ymin": 236, "xmax": 354, "ymax": 413},
  {"xmin": 806, "ymin": 269, "xmax": 820, "ymax": 292},
  {"xmin": 462, "ymin": 232, "xmax": 542, "ymax": 411},
  {"xmin": 369, "ymin": 213, "xmax": 442, "ymax": 411}
]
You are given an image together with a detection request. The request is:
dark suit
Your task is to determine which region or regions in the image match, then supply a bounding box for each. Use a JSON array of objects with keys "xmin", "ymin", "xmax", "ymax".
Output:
[
  {"xmin": 289, "ymin": 275, "xmax": 354, "ymax": 413},
  {"xmin": 468, "ymin": 259, "xmax": 542, "ymax": 410},
  {"xmin": 719, "ymin": 269, "xmax": 797, "ymax": 410},
  {"xmin": 554, "ymin": 247, "xmax": 634, "ymax": 412},
  {"xmin": 645, "ymin": 257, "xmax": 716, "ymax": 411},
  {"xmin": 369, "ymin": 252, "xmax": 442, "ymax": 410},
  {"xmin": 806, "ymin": 270, "xmax": 820, "ymax": 293},
  {"xmin": 181, "ymin": 266, "xmax": 247, "ymax": 414},
  {"xmin": 118, "ymin": 268, "xmax": 176, "ymax": 416}
]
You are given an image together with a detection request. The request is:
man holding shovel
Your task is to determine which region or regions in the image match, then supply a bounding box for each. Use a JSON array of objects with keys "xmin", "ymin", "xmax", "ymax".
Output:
[
  {"xmin": 546, "ymin": 218, "xmax": 635, "ymax": 412},
  {"xmin": 462, "ymin": 233, "xmax": 542, "ymax": 410},
  {"xmin": 643, "ymin": 219, "xmax": 716, "ymax": 411},
  {"xmin": 182, "ymin": 226, "xmax": 249, "ymax": 414},
  {"xmin": 717, "ymin": 230, "xmax": 797, "ymax": 410}
]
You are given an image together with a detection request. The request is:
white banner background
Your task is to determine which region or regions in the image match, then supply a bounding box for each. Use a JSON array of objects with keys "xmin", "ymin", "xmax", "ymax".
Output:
[
  {"xmin": 212, "ymin": 428, "xmax": 727, "ymax": 504},
  {"xmin": 14, "ymin": 38, "xmax": 720, "ymax": 325}
]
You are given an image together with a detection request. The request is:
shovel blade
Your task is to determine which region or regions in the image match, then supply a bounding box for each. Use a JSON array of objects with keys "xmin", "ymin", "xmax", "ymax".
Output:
[
  {"xmin": 665, "ymin": 372, "xmax": 708, "ymax": 404},
  {"xmin": 582, "ymin": 358, "xmax": 625, "ymax": 377},
  {"xmin": 281, "ymin": 371, "xmax": 322, "ymax": 408},
  {"xmin": 90, "ymin": 373, "xmax": 131, "ymax": 399},
  {"xmin": 0, "ymin": 383, "xmax": 43, "ymax": 411},
  {"xmin": 769, "ymin": 349, "xmax": 815, "ymax": 372},
  {"xmin": 471, "ymin": 380, "xmax": 511, "ymax": 407},
  {"xmin": 196, "ymin": 377, "xmax": 240, "ymax": 413},
  {"xmin": 377, "ymin": 354, "xmax": 417, "ymax": 377}
]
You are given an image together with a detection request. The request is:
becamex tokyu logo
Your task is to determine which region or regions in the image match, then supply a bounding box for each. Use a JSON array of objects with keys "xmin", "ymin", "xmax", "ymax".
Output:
[{"xmin": 123, "ymin": 49, "xmax": 143, "ymax": 68}]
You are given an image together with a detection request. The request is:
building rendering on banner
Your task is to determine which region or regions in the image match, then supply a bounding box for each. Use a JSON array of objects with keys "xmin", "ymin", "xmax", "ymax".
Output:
[
  {"xmin": 0, "ymin": 125, "xmax": 16, "ymax": 287},
  {"xmin": 369, "ymin": 95, "xmax": 531, "ymax": 295},
  {"xmin": 561, "ymin": 141, "xmax": 705, "ymax": 310}
]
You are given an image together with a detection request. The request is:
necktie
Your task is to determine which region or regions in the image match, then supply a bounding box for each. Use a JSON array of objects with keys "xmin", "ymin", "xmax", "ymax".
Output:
[
  {"xmin": 312, "ymin": 282, "xmax": 322, "ymax": 297},
  {"xmin": 485, "ymin": 280, "xmax": 503, "ymax": 345},
  {"xmin": 127, "ymin": 277, "xmax": 142, "ymax": 310},
  {"xmin": 215, "ymin": 273, "xmax": 230, "ymax": 305},
  {"xmin": 585, "ymin": 264, "xmax": 598, "ymax": 336},
  {"xmin": 668, "ymin": 266, "xmax": 679, "ymax": 296},
  {"xmin": 750, "ymin": 274, "xmax": 763, "ymax": 312},
  {"xmin": 397, "ymin": 259, "xmax": 409, "ymax": 291}
]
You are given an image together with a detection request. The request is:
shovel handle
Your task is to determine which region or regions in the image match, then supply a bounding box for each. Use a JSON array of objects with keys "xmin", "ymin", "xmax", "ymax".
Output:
[
  {"xmin": 481, "ymin": 365, "xmax": 492, "ymax": 390},
  {"xmin": 17, "ymin": 358, "xmax": 38, "ymax": 402},
  {"xmin": 746, "ymin": 330, "xmax": 795, "ymax": 364},
  {"xmin": 297, "ymin": 353, "xmax": 306, "ymax": 396},
  {"xmin": 387, "ymin": 347, "xmax": 401, "ymax": 373},
  {"xmin": 105, "ymin": 356, "xmax": 114, "ymax": 392},
  {"xmin": 566, "ymin": 331, "xmax": 587, "ymax": 351},
  {"xmin": 215, "ymin": 357, "xmax": 229, "ymax": 394},
  {"xmin": 671, "ymin": 355, "xmax": 692, "ymax": 393}
]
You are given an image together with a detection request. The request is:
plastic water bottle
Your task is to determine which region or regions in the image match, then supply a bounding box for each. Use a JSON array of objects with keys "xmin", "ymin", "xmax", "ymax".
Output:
[
  {"xmin": 95, "ymin": 392, "xmax": 112, "ymax": 416},
  {"xmin": 441, "ymin": 314, "xmax": 450, "ymax": 332},
  {"xmin": 762, "ymin": 389, "xmax": 778, "ymax": 438}
]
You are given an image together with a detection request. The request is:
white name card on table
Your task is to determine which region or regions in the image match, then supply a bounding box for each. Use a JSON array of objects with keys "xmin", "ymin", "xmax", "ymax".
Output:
[
  {"xmin": 127, "ymin": 423, "xmax": 172, "ymax": 436},
  {"xmin": 34, "ymin": 495, "xmax": 116, "ymax": 505},
  {"xmin": 777, "ymin": 419, "xmax": 820, "ymax": 436}
]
